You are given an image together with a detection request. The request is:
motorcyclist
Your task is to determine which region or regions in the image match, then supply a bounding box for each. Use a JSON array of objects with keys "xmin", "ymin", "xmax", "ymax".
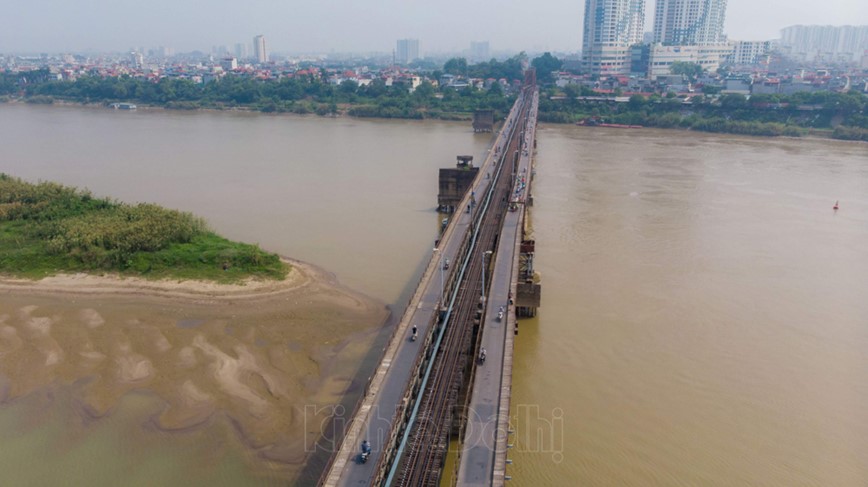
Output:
[{"xmin": 359, "ymin": 439, "xmax": 371, "ymax": 464}]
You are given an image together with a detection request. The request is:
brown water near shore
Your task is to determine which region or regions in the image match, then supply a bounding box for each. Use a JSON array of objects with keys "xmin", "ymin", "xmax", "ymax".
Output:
[{"xmin": 0, "ymin": 261, "xmax": 387, "ymax": 484}]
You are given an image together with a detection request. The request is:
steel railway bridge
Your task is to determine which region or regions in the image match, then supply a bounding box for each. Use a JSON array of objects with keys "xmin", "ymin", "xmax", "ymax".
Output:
[{"xmin": 321, "ymin": 71, "xmax": 539, "ymax": 487}]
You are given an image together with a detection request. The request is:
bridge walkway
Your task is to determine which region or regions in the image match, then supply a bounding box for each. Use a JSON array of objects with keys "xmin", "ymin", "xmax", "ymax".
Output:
[{"xmin": 456, "ymin": 90, "xmax": 538, "ymax": 487}]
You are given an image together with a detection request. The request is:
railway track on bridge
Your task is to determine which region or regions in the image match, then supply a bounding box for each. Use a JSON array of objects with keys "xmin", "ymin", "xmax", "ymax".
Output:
[{"xmin": 389, "ymin": 85, "xmax": 535, "ymax": 487}]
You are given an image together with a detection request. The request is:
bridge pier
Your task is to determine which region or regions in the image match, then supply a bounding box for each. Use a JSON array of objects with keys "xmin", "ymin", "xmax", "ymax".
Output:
[
  {"xmin": 438, "ymin": 155, "xmax": 478, "ymax": 213},
  {"xmin": 515, "ymin": 281, "xmax": 541, "ymax": 317},
  {"xmin": 472, "ymin": 109, "xmax": 495, "ymax": 133}
]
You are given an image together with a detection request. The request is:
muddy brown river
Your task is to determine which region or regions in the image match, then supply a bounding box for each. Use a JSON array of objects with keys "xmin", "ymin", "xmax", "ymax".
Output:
[{"xmin": 2, "ymin": 103, "xmax": 867, "ymax": 485}]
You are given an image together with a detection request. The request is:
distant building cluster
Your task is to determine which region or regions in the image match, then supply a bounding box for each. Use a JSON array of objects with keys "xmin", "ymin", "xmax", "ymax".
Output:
[
  {"xmin": 2, "ymin": 17, "xmax": 864, "ymax": 104},
  {"xmin": 0, "ymin": 39, "xmax": 528, "ymax": 102},
  {"xmin": 561, "ymin": 7, "xmax": 867, "ymax": 98},
  {"xmin": 552, "ymin": 66, "xmax": 866, "ymax": 101},
  {"xmin": 581, "ymin": 0, "xmax": 867, "ymax": 81},
  {"xmin": 780, "ymin": 25, "xmax": 868, "ymax": 65},
  {"xmin": 207, "ymin": 36, "xmax": 269, "ymax": 65},
  {"xmin": 582, "ymin": 0, "xmax": 733, "ymax": 79}
]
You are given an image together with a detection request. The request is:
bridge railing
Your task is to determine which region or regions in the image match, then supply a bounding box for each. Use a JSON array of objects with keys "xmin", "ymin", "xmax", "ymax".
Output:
[{"xmin": 372, "ymin": 138, "xmax": 494, "ymax": 485}]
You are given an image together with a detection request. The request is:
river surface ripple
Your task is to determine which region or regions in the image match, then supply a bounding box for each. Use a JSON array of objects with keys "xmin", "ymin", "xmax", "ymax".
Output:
[{"xmin": 511, "ymin": 126, "xmax": 868, "ymax": 486}]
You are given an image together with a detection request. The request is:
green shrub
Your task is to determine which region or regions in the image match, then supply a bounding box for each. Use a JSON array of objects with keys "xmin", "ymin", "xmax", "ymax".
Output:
[
  {"xmin": 832, "ymin": 125, "xmax": 868, "ymax": 141},
  {"xmin": 25, "ymin": 95, "xmax": 54, "ymax": 104},
  {"xmin": 0, "ymin": 174, "xmax": 286, "ymax": 281}
]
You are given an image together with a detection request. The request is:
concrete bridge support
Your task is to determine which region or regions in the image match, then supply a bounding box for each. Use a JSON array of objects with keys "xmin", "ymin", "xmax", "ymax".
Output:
[{"xmin": 438, "ymin": 156, "xmax": 479, "ymax": 213}]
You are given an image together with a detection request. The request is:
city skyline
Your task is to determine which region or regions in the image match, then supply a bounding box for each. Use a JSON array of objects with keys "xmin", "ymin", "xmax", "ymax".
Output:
[{"xmin": 0, "ymin": 0, "xmax": 864, "ymax": 54}]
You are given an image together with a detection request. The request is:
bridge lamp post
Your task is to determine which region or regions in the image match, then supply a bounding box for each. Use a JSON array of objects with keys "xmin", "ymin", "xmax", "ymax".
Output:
[
  {"xmin": 470, "ymin": 191, "xmax": 477, "ymax": 238},
  {"xmin": 434, "ymin": 247, "xmax": 444, "ymax": 309},
  {"xmin": 481, "ymin": 250, "xmax": 493, "ymax": 303}
]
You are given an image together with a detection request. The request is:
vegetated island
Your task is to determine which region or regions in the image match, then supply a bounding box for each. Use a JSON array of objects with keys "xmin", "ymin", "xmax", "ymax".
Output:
[
  {"xmin": 0, "ymin": 173, "xmax": 287, "ymax": 283},
  {"xmin": 0, "ymin": 173, "xmax": 390, "ymax": 481}
]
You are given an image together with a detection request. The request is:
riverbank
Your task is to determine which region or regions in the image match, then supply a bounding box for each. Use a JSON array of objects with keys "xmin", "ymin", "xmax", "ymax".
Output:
[
  {"xmin": 0, "ymin": 256, "xmax": 389, "ymax": 478},
  {"xmin": 0, "ymin": 256, "xmax": 306, "ymax": 302},
  {"xmin": 2, "ymin": 96, "xmax": 479, "ymax": 123},
  {"xmin": 6, "ymin": 95, "xmax": 865, "ymax": 142},
  {"xmin": 2, "ymin": 93, "xmax": 481, "ymax": 121},
  {"xmin": 538, "ymin": 91, "xmax": 868, "ymax": 141}
]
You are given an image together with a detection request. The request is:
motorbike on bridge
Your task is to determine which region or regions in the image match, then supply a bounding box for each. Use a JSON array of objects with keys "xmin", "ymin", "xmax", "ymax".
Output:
[{"xmin": 359, "ymin": 440, "xmax": 372, "ymax": 464}]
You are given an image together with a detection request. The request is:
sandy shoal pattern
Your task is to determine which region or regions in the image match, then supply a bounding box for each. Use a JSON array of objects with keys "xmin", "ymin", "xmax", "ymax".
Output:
[{"xmin": 0, "ymin": 258, "xmax": 387, "ymax": 474}]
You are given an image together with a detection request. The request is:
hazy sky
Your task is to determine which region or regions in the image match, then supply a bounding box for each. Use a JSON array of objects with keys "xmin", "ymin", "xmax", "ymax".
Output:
[{"xmin": 1, "ymin": 0, "xmax": 865, "ymax": 54}]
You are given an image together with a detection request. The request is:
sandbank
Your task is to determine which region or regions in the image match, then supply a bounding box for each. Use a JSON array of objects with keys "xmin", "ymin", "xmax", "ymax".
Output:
[
  {"xmin": 0, "ymin": 257, "xmax": 322, "ymax": 303},
  {"xmin": 0, "ymin": 256, "xmax": 388, "ymax": 479}
]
